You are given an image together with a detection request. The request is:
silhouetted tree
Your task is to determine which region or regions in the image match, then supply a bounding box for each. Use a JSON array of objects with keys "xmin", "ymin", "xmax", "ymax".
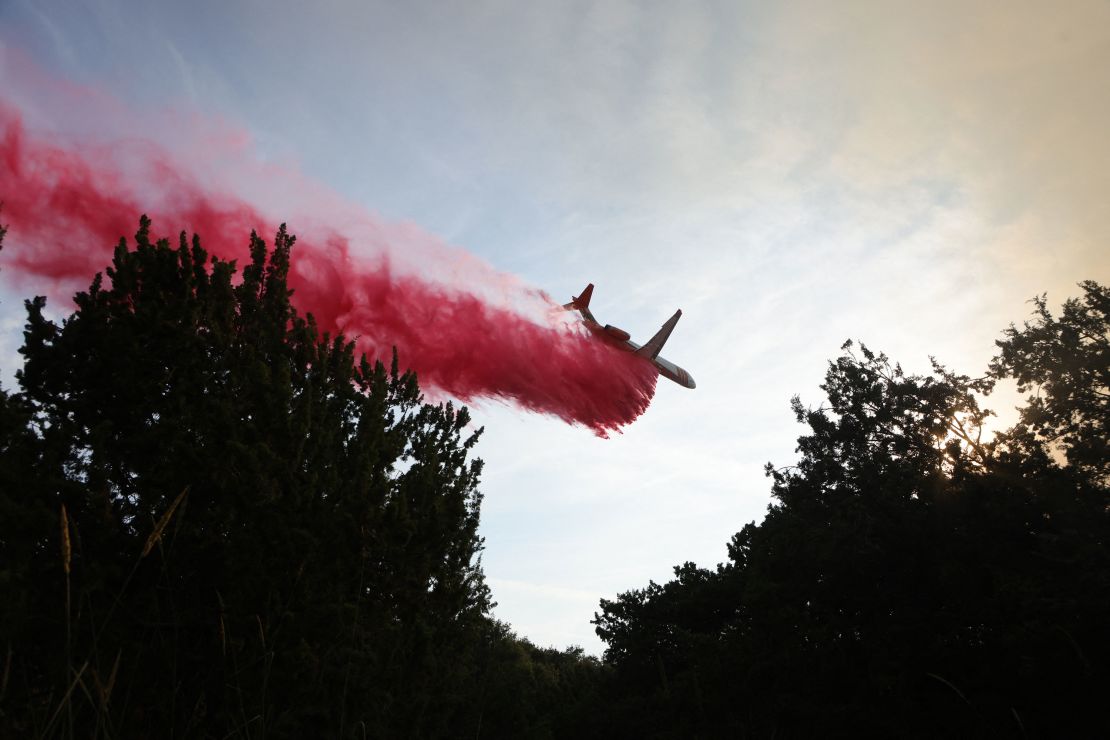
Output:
[
  {"xmin": 991, "ymin": 280, "xmax": 1110, "ymax": 484},
  {"xmin": 1, "ymin": 218, "xmax": 495, "ymax": 737},
  {"xmin": 467, "ymin": 621, "xmax": 608, "ymax": 740},
  {"xmin": 594, "ymin": 286, "xmax": 1110, "ymax": 738}
]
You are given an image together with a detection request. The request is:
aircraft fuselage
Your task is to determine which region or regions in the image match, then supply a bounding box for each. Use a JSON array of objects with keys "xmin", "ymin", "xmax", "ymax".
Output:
[{"xmin": 566, "ymin": 284, "xmax": 696, "ymax": 389}]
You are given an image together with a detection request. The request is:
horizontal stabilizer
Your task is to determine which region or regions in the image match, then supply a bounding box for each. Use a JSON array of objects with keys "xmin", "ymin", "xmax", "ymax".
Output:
[{"xmin": 636, "ymin": 309, "xmax": 681, "ymax": 360}]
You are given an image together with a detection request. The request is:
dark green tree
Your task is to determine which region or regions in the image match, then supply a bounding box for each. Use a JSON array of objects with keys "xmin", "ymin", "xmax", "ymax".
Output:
[
  {"xmin": 991, "ymin": 280, "xmax": 1110, "ymax": 484},
  {"xmin": 594, "ymin": 287, "xmax": 1110, "ymax": 738},
  {"xmin": 1, "ymin": 218, "xmax": 493, "ymax": 738},
  {"xmin": 467, "ymin": 621, "xmax": 608, "ymax": 740}
]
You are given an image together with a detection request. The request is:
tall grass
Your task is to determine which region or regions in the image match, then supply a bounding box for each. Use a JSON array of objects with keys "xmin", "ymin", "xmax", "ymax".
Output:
[{"xmin": 34, "ymin": 489, "xmax": 190, "ymax": 740}]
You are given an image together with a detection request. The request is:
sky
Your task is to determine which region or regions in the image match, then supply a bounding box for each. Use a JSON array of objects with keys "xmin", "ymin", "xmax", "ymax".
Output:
[{"xmin": 1, "ymin": 0, "xmax": 1108, "ymax": 653}]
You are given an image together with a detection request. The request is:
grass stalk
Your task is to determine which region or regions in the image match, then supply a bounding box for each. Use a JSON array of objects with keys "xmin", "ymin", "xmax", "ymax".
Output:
[
  {"xmin": 60, "ymin": 504, "xmax": 73, "ymax": 739},
  {"xmin": 40, "ymin": 662, "xmax": 88, "ymax": 739}
]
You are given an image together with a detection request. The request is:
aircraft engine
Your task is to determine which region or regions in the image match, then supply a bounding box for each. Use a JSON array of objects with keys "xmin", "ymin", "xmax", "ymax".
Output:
[{"xmin": 603, "ymin": 324, "xmax": 631, "ymax": 342}]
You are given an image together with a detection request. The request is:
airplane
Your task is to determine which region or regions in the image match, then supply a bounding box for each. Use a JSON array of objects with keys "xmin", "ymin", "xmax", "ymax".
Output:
[{"xmin": 563, "ymin": 283, "xmax": 696, "ymax": 389}]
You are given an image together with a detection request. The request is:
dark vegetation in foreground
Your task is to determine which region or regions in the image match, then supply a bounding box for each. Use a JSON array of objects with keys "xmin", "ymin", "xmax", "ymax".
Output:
[{"xmin": 0, "ymin": 218, "xmax": 1106, "ymax": 738}]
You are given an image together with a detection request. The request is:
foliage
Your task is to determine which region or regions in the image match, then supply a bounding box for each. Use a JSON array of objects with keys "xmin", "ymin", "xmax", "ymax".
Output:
[
  {"xmin": 0, "ymin": 218, "xmax": 513, "ymax": 737},
  {"xmin": 594, "ymin": 289, "xmax": 1110, "ymax": 738},
  {"xmin": 991, "ymin": 280, "xmax": 1110, "ymax": 484},
  {"xmin": 469, "ymin": 621, "xmax": 608, "ymax": 740}
]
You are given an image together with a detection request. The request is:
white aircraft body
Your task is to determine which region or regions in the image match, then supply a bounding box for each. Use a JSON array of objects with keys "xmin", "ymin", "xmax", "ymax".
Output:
[{"xmin": 563, "ymin": 283, "xmax": 696, "ymax": 389}]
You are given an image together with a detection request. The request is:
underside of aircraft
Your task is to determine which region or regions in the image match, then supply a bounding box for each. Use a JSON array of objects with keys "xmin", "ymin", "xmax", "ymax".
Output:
[{"xmin": 563, "ymin": 283, "xmax": 696, "ymax": 389}]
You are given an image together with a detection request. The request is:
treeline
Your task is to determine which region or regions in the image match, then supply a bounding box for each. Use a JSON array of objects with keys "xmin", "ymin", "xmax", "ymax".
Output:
[
  {"xmin": 590, "ymin": 285, "xmax": 1110, "ymax": 738},
  {"xmin": 0, "ymin": 220, "xmax": 1106, "ymax": 738}
]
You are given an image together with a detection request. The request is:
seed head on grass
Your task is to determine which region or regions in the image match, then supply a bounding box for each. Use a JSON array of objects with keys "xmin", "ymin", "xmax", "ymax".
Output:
[
  {"xmin": 142, "ymin": 487, "xmax": 189, "ymax": 558},
  {"xmin": 60, "ymin": 504, "xmax": 71, "ymax": 575},
  {"xmin": 93, "ymin": 649, "xmax": 121, "ymax": 709}
]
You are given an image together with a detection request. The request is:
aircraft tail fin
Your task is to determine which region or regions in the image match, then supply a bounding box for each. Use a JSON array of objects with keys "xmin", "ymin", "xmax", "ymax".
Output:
[
  {"xmin": 636, "ymin": 309, "xmax": 682, "ymax": 360},
  {"xmin": 563, "ymin": 283, "xmax": 594, "ymax": 311}
]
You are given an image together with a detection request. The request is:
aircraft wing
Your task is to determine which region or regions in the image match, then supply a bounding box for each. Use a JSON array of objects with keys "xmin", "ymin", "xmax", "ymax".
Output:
[{"xmin": 635, "ymin": 309, "xmax": 681, "ymax": 360}]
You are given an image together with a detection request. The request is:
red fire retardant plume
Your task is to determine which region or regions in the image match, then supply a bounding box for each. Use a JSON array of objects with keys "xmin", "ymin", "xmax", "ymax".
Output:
[{"xmin": 0, "ymin": 103, "xmax": 658, "ymax": 435}]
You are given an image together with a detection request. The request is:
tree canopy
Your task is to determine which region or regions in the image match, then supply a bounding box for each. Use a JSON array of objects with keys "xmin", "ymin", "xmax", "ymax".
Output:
[
  {"xmin": 991, "ymin": 280, "xmax": 1110, "ymax": 484},
  {"xmin": 0, "ymin": 218, "xmax": 578, "ymax": 738},
  {"xmin": 593, "ymin": 290, "xmax": 1110, "ymax": 738}
]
